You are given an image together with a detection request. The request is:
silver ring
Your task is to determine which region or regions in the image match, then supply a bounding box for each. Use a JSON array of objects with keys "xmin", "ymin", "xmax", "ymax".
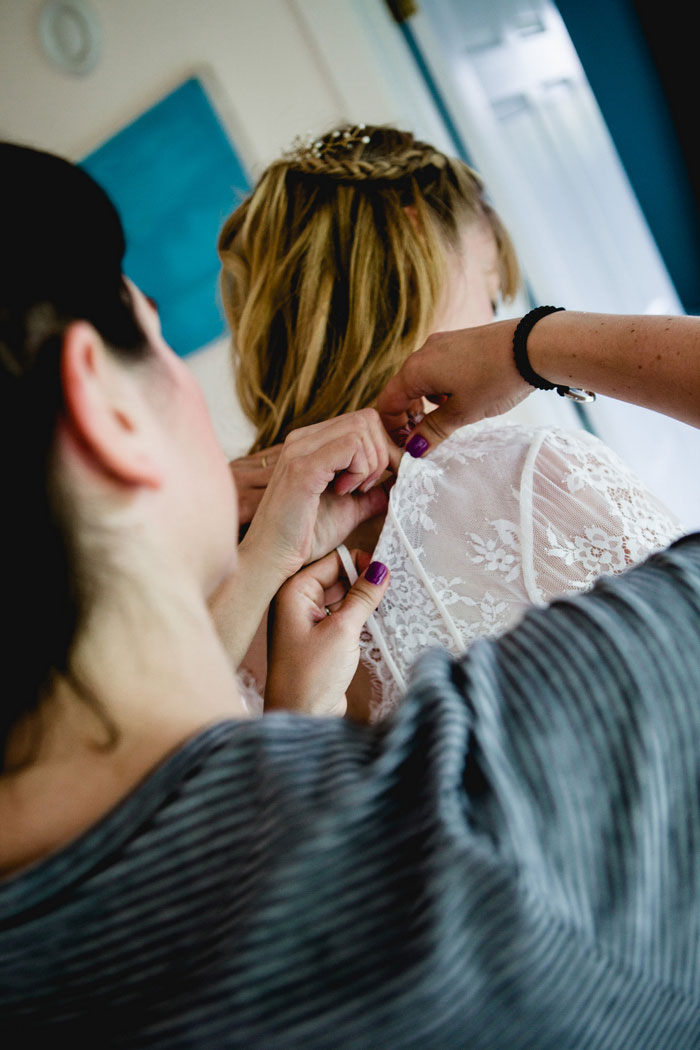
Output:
[{"xmin": 324, "ymin": 605, "xmax": 332, "ymax": 617}]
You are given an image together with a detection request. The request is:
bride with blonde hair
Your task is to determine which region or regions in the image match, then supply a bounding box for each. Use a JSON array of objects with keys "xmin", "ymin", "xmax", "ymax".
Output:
[{"xmin": 219, "ymin": 123, "xmax": 684, "ymax": 719}]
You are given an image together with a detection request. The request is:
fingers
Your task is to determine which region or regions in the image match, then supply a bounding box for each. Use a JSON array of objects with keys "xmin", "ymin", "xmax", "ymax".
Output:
[
  {"xmin": 284, "ymin": 547, "xmax": 370, "ymax": 601},
  {"xmin": 323, "ymin": 549, "xmax": 372, "ymax": 611},
  {"xmin": 283, "ymin": 408, "xmax": 379, "ymax": 456},
  {"xmin": 333, "ymin": 559, "xmax": 389, "ymax": 634},
  {"xmin": 244, "ymin": 411, "xmax": 395, "ymax": 582},
  {"xmin": 279, "ymin": 549, "xmax": 389, "ymax": 630},
  {"xmin": 229, "ymin": 446, "xmax": 282, "ymax": 524},
  {"xmin": 403, "ymin": 408, "xmax": 453, "ymax": 459},
  {"xmin": 401, "ymin": 385, "xmax": 530, "ymax": 459},
  {"xmin": 266, "ymin": 551, "xmax": 389, "ymax": 718},
  {"xmin": 230, "ymin": 465, "xmax": 275, "ymax": 489},
  {"xmin": 280, "ymin": 408, "xmax": 398, "ymax": 496},
  {"xmin": 246, "ymin": 409, "xmax": 397, "ymax": 581},
  {"xmin": 376, "ymin": 342, "xmax": 461, "ymax": 455},
  {"xmin": 303, "ymin": 548, "xmax": 349, "ymax": 592},
  {"xmin": 230, "ymin": 444, "xmax": 284, "ymax": 472},
  {"xmin": 277, "ymin": 548, "xmax": 351, "ymax": 619},
  {"xmin": 376, "ymin": 357, "xmax": 443, "ymax": 439},
  {"xmin": 305, "ymin": 479, "xmax": 388, "ymax": 566},
  {"xmin": 377, "ymin": 321, "xmax": 530, "ymax": 457},
  {"xmin": 330, "ymin": 416, "xmax": 401, "ymax": 495}
]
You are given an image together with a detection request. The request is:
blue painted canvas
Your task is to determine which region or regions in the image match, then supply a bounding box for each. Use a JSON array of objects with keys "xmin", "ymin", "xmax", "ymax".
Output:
[{"xmin": 81, "ymin": 77, "xmax": 250, "ymax": 356}]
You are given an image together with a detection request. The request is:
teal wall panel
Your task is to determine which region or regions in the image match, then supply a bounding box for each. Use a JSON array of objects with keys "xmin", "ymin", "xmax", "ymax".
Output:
[{"xmin": 81, "ymin": 77, "xmax": 250, "ymax": 356}]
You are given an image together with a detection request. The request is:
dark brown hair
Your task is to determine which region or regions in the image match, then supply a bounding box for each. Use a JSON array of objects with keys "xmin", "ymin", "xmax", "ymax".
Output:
[{"xmin": 0, "ymin": 142, "xmax": 149, "ymax": 767}]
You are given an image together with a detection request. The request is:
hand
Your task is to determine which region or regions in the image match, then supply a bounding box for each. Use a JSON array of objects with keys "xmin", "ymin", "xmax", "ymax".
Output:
[
  {"xmin": 377, "ymin": 319, "xmax": 530, "ymax": 455},
  {"xmin": 265, "ymin": 550, "xmax": 390, "ymax": 717},
  {"xmin": 229, "ymin": 444, "xmax": 283, "ymax": 525},
  {"xmin": 241, "ymin": 408, "xmax": 401, "ymax": 584}
]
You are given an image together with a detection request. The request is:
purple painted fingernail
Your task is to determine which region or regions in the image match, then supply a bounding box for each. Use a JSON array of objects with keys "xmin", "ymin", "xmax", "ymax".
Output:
[
  {"xmin": 406, "ymin": 433, "xmax": 429, "ymax": 459},
  {"xmin": 366, "ymin": 561, "xmax": 388, "ymax": 586}
]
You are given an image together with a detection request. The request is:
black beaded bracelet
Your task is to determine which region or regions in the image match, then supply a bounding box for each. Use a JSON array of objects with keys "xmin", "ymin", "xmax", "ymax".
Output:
[{"xmin": 513, "ymin": 305, "xmax": 596, "ymax": 403}]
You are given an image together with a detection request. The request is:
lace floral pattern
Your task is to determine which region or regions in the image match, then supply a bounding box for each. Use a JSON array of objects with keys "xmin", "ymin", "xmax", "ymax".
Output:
[
  {"xmin": 468, "ymin": 520, "xmax": 521, "ymax": 582},
  {"xmin": 361, "ymin": 421, "xmax": 685, "ymax": 720},
  {"xmin": 545, "ymin": 525, "xmax": 628, "ymax": 581}
]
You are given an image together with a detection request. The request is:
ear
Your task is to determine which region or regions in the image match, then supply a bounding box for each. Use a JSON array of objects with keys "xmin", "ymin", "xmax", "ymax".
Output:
[{"xmin": 59, "ymin": 322, "xmax": 162, "ymax": 488}]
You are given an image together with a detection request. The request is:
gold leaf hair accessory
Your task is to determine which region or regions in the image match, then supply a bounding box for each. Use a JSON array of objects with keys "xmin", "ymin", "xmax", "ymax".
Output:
[
  {"xmin": 281, "ymin": 124, "xmax": 448, "ymax": 182},
  {"xmin": 285, "ymin": 124, "xmax": 372, "ymax": 163}
]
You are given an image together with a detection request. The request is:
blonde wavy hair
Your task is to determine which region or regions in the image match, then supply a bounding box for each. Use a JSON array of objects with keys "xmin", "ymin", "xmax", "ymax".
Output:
[{"xmin": 218, "ymin": 124, "xmax": 520, "ymax": 452}]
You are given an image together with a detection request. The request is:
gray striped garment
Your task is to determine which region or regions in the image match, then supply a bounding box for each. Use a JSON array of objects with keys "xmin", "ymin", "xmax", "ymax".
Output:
[{"xmin": 3, "ymin": 534, "xmax": 700, "ymax": 1048}]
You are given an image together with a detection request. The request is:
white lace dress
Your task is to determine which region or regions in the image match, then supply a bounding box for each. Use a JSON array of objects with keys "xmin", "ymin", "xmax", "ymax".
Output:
[
  {"xmin": 353, "ymin": 420, "xmax": 686, "ymax": 721},
  {"xmin": 237, "ymin": 420, "xmax": 685, "ymax": 720}
]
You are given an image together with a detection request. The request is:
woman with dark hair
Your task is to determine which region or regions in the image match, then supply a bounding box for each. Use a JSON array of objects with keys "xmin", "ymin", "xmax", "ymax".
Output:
[{"xmin": 3, "ymin": 141, "xmax": 700, "ymax": 1049}]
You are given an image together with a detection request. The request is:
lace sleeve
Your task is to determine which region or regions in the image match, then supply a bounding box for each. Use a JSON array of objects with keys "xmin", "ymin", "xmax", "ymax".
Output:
[{"xmin": 526, "ymin": 428, "xmax": 686, "ymax": 604}]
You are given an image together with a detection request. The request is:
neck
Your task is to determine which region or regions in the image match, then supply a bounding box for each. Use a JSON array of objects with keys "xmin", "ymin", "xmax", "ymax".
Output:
[
  {"xmin": 65, "ymin": 567, "xmax": 247, "ymax": 749},
  {"xmin": 0, "ymin": 564, "xmax": 246, "ymax": 876}
]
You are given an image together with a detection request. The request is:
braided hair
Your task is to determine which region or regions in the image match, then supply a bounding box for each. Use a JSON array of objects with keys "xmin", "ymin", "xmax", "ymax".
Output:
[{"xmin": 218, "ymin": 124, "xmax": 520, "ymax": 451}]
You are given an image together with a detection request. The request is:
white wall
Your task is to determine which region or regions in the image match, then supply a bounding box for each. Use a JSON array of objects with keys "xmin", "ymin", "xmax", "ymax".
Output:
[{"xmin": 1, "ymin": 0, "xmax": 359, "ymax": 164}]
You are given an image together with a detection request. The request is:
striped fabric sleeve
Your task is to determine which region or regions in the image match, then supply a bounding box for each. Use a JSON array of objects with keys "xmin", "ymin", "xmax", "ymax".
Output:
[{"xmin": 440, "ymin": 531, "xmax": 700, "ymax": 1025}]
